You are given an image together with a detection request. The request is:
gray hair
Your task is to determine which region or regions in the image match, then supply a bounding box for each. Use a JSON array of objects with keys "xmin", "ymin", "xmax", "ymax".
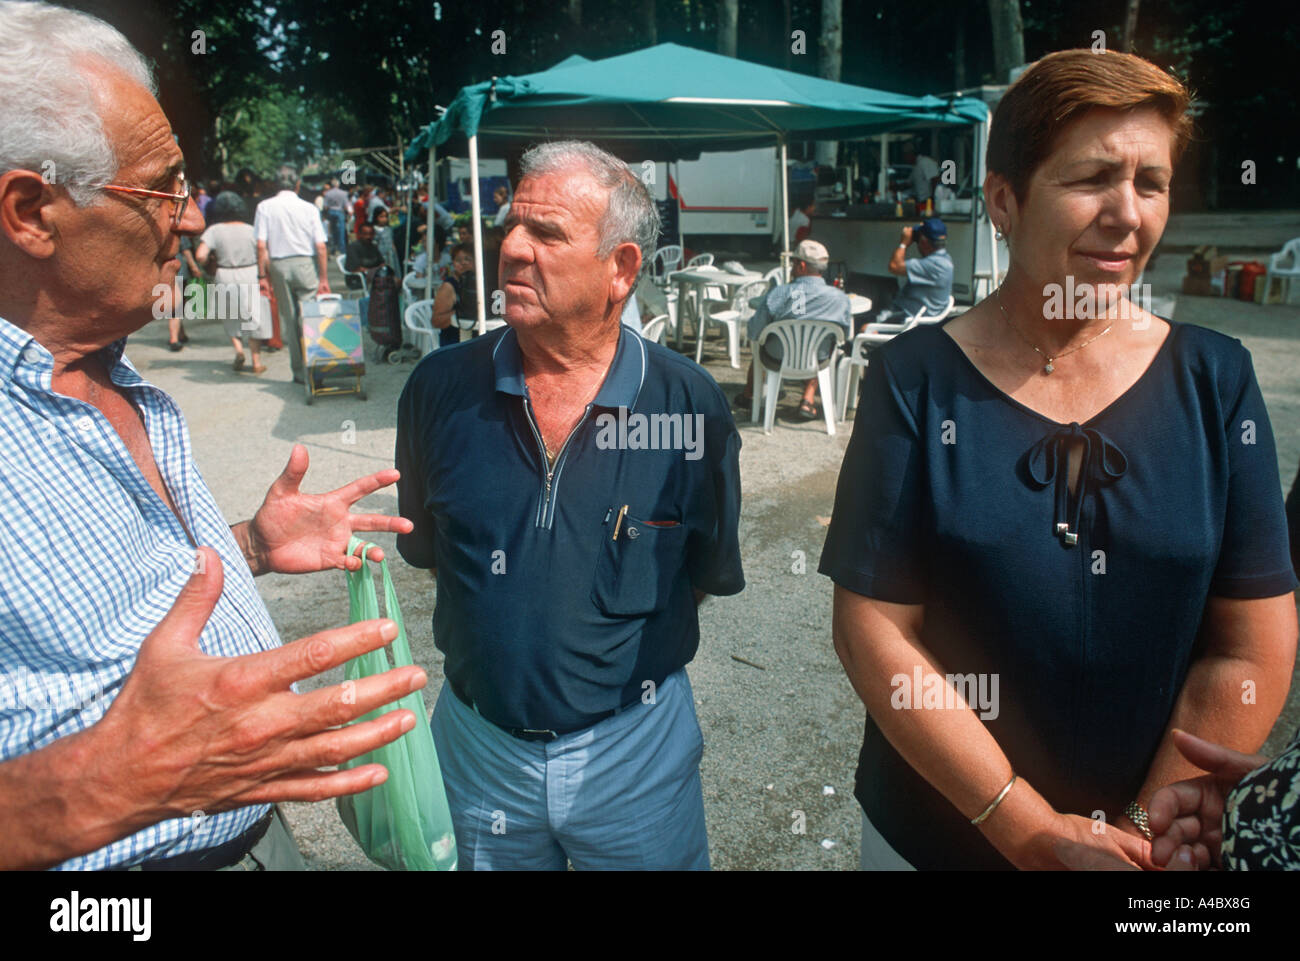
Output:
[
  {"xmin": 275, "ymin": 164, "xmax": 300, "ymax": 192},
  {"xmin": 0, "ymin": 1, "xmax": 156, "ymax": 207},
  {"xmin": 519, "ymin": 141, "xmax": 660, "ymax": 264}
]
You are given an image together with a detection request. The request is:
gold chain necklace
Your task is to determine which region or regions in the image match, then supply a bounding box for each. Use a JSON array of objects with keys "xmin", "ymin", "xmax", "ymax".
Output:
[{"xmin": 996, "ymin": 287, "xmax": 1113, "ymax": 375}]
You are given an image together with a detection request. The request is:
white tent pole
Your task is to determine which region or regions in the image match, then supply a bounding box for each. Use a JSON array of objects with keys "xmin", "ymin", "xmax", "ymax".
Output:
[
  {"xmin": 675, "ymin": 162, "xmax": 683, "ymax": 252},
  {"xmin": 779, "ymin": 136, "xmax": 790, "ymax": 282},
  {"xmin": 878, "ymin": 132, "xmax": 889, "ymax": 199},
  {"xmin": 469, "ymin": 134, "xmax": 486, "ymax": 335},
  {"xmin": 425, "ymin": 142, "xmax": 436, "ymax": 303},
  {"xmin": 977, "ymin": 119, "xmax": 1000, "ymax": 295}
]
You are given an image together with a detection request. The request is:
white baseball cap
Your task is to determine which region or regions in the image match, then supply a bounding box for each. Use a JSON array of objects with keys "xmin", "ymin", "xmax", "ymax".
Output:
[{"xmin": 793, "ymin": 239, "xmax": 829, "ymax": 269}]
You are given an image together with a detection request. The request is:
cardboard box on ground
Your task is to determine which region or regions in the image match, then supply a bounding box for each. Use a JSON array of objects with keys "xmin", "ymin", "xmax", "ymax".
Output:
[{"xmin": 1182, "ymin": 245, "xmax": 1283, "ymax": 302}]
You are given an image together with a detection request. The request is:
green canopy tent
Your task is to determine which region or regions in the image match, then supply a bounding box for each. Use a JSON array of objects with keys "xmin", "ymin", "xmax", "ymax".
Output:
[{"xmin": 408, "ymin": 42, "xmax": 994, "ymax": 327}]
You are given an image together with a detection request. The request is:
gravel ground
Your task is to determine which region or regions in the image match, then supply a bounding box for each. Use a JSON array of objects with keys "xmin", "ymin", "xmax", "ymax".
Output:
[{"xmin": 126, "ymin": 236, "xmax": 1300, "ymax": 871}]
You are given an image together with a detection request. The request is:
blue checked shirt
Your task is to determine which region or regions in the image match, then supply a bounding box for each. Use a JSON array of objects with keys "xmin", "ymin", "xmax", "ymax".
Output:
[{"xmin": 0, "ymin": 314, "xmax": 280, "ymax": 870}]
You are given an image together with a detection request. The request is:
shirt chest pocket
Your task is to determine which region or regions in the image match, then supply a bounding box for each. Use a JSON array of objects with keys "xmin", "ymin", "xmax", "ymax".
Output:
[{"xmin": 591, "ymin": 510, "xmax": 689, "ymax": 617}]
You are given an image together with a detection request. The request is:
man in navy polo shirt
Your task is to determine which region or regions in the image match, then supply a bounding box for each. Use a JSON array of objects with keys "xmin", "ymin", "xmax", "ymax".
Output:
[{"xmin": 395, "ymin": 141, "xmax": 744, "ymax": 870}]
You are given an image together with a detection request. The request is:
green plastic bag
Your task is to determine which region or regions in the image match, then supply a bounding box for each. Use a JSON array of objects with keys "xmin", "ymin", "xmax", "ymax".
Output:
[{"xmin": 335, "ymin": 536, "xmax": 458, "ymax": 871}]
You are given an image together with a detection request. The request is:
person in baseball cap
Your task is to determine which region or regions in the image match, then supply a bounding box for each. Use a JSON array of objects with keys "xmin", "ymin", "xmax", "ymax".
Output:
[
  {"xmin": 735, "ymin": 237, "xmax": 853, "ymax": 421},
  {"xmin": 793, "ymin": 238, "xmax": 830, "ymax": 270},
  {"xmin": 859, "ymin": 215, "xmax": 954, "ymax": 330},
  {"xmin": 912, "ymin": 218, "xmax": 947, "ymax": 245}
]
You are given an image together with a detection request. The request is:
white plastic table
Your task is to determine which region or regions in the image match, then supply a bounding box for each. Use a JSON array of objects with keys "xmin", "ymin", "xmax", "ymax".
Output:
[
  {"xmin": 849, "ymin": 293, "xmax": 873, "ymax": 315},
  {"xmin": 667, "ymin": 266, "xmax": 765, "ymax": 350}
]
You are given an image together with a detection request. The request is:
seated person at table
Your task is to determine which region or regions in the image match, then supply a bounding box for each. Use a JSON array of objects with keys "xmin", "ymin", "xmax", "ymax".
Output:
[
  {"xmin": 859, "ymin": 217, "xmax": 953, "ymax": 330},
  {"xmin": 431, "ymin": 243, "xmax": 476, "ymax": 347},
  {"xmin": 411, "ymin": 225, "xmax": 452, "ymax": 279},
  {"xmin": 734, "ymin": 239, "xmax": 852, "ymax": 420},
  {"xmin": 343, "ymin": 222, "xmax": 385, "ymax": 289}
]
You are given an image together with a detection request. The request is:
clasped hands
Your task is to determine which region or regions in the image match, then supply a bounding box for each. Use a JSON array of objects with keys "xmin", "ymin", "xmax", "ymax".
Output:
[{"xmin": 1052, "ymin": 729, "xmax": 1267, "ymax": 872}]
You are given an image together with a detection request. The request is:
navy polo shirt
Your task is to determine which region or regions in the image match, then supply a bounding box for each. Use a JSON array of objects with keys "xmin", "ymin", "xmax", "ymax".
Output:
[
  {"xmin": 395, "ymin": 325, "xmax": 744, "ymax": 734},
  {"xmin": 819, "ymin": 320, "xmax": 1296, "ymax": 870}
]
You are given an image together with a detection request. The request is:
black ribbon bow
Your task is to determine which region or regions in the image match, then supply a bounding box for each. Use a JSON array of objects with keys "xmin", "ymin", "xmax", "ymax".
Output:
[{"xmin": 1025, "ymin": 422, "xmax": 1128, "ymax": 547}]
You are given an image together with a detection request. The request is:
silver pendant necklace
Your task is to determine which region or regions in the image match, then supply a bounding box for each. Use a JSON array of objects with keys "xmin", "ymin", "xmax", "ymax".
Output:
[{"xmin": 996, "ymin": 287, "xmax": 1113, "ymax": 375}]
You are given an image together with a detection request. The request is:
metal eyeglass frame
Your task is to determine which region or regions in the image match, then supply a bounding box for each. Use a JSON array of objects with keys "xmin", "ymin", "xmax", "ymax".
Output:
[{"xmin": 95, "ymin": 170, "xmax": 191, "ymax": 228}]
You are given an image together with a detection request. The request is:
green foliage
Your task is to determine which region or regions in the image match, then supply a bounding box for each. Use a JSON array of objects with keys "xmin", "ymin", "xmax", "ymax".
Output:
[
  {"xmin": 55, "ymin": 0, "xmax": 1300, "ymax": 207},
  {"xmin": 221, "ymin": 91, "xmax": 322, "ymax": 175}
]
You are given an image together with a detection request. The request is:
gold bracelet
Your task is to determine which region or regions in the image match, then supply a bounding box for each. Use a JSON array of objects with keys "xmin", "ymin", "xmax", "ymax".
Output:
[{"xmin": 970, "ymin": 774, "xmax": 1018, "ymax": 826}]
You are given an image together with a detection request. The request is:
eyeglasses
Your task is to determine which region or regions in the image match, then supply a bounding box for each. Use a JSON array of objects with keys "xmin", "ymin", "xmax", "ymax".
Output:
[{"xmin": 96, "ymin": 171, "xmax": 191, "ymax": 229}]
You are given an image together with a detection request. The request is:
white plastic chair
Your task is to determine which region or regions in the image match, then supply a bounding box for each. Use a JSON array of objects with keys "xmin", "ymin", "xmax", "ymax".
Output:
[
  {"xmin": 696, "ymin": 280, "xmax": 767, "ymax": 369},
  {"xmin": 763, "ymin": 266, "xmax": 786, "ymax": 288},
  {"xmin": 672, "ymin": 265, "xmax": 722, "ymax": 347},
  {"xmin": 913, "ymin": 295, "xmax": 956, "ymax": 325},
  {"xmin": 650, "ymin": 245, "xmax": 683, "ymax": 286},
  {"xmin": 337, "ymin": 254, "xmax": 370, "ymax": 297},
  {"xmin": 664, "ymin": 287, "xmax": 679, "ymax": 336},
  {"xmin": 1266, "ymin": 238, "xmax": 1300, "ymax": 305},
  {"xmin": 834, "ymin": 296, "xmax": 949, "ymax": 421},
  {"xmin": 751, "ymin": 318, "xmax": 844, "ymax": 436},
  {"xmin": 836, "ymin": 315, "xmax": 920, "ymax": 422},
  {"xmin": 687, "ymin": 257, "xmax": 729, "ymax": 313},
  {"xmin": 640, "ymin": 314, "xmax": 669, "ymax": 344},
  {"xmin": 403, "ymin": 298, "xmax": 437, "ymax": 357}
]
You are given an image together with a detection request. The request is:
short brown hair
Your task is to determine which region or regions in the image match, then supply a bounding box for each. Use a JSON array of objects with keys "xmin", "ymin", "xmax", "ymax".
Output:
[{"xmin": 987, "ymin": 49, "xmax": 1193, "ymax": 203}]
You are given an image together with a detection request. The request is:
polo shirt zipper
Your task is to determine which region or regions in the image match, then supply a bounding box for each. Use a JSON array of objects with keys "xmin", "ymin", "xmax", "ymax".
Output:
[{"xmin": 521, "ymin": 397, "xmax": 594, "ymax": 530}]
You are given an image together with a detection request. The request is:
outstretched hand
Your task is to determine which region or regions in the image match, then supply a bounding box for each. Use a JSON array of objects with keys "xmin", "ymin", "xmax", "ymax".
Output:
[
  {"xmin": 98, "ymin": 548, "xmax": 425, "ymax": 822},
  {"xmin": 247, "ymin": 444, "xmax": 413, "ymax": 575}
]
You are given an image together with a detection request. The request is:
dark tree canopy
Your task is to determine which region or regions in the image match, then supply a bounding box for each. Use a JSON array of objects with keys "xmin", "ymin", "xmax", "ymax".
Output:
[{"xmin": 53, "ymin": 0, "xmax": 1298, "ymax": 208}]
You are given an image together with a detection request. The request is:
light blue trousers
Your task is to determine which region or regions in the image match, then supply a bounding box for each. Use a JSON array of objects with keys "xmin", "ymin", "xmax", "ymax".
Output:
[{"xmin": 431, "ymin": 668, "xmax": 709, "ymax": 870}]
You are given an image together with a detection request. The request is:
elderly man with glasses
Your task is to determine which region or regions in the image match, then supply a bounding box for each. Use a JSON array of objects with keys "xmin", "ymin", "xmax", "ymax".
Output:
[{"xmin": 0, "ymin": 1, "xmax": 423, "ymax": 871}]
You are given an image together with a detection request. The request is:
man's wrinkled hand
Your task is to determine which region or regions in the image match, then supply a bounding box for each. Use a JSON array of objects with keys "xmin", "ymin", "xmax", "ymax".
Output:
[
  {"xmin": 93, "ymin": 547, "xmax": 427, "ymax": 821},
  {"xmin": 246, "ymin": 444, "xmax": 414, "ymax": 575}
]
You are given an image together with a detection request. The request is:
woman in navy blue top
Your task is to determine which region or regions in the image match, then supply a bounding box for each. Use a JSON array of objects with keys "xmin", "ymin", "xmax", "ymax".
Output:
[{"xmin": 820, "ymin": 50, "xmax": 1297, "ymax": 870}]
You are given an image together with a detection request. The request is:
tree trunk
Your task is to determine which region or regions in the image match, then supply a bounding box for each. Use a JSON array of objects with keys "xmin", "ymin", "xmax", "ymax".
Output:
[
  {"xmin": 815, "ymin": 0, "xmax": 843, "ymax": 168},
  {"xmin": 783, "ymin": 0, "xmax": 791, "ymax": 68},
  {"xmin": 642, "ymin": 0, "xmax": 657, "ymax": 46},
  {"xmin": 954, "ymin": 8, "xmax": 966, "ymax": 90},
  {"xmin": 717, "ymin": 0, "xmax": 737, "ymax": 56},
  {"xmin": 1122, "ymin": 0, "xmax": 1140, "ymax": 52},
  {"xmin": 987, "ymin": 0, "xmax": 1025, "ymax": 84}
]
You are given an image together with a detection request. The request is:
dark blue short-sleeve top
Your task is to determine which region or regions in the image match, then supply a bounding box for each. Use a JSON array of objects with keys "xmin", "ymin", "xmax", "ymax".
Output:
[{"xmin": 819, "ymin": 320, "xmax": 1296, "ymax": 870}]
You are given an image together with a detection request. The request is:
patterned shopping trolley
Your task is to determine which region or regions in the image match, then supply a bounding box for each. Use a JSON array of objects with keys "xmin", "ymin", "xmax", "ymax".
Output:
[{"xmin": 300, "ymin": 294, "xmax": 366, "ymax": 404}]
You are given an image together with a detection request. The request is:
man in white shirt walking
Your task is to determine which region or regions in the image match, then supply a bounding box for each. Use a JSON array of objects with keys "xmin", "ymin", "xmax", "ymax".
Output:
[{"xmin": 254, "ymin": 164, "xmax": 329, "ymax": 384}]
